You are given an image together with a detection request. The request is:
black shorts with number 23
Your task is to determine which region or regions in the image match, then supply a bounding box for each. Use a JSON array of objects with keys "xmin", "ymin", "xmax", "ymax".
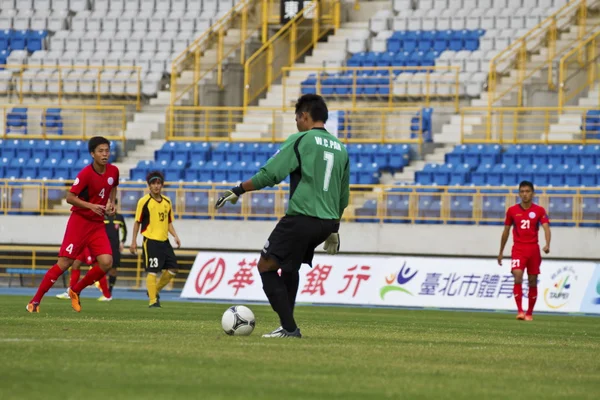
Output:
[{"xmin": 143, "ymin": 238, "xmax": 178, "ymax": 272}]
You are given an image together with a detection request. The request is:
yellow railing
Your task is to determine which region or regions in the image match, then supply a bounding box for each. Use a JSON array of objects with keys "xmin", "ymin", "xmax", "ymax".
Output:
[
  {"xmin": 460, "ymin": 106, "xmax": 600, "ymax": 144},
  {"xmin": 281, "ymin": 66, "xmax": 461, "ymax": 111},
  {"xmin": 0, "ymin": 245, "xmax": 198, "ymax": 289},
  {"xmin": 0, "ymin": 104, "xmax": 127, "ymax": 144},
  {"xmin": 488, "ymin": 0, "xmax": 600, "ymax": 107},
  {"xmin": 559, "ymin": 29, "xmax": 600, "ymax": 108},
  {"xmin": 166, "ymin": 105, "xmax": 424, "ymax": 143},
  {"xmin": 2, "ymin": 181, "xmax": 599, "ymax": 227},
  {"xmin": 1, "ymin": 64, "xmax": 142, "ymax": 110},
  {"xmin": 243, "ymin": 1, "xmax": 338, "ymax": 108},
  {"xmin": 169, "ymin": 0, "xmax": 265, "ymax": 106}
]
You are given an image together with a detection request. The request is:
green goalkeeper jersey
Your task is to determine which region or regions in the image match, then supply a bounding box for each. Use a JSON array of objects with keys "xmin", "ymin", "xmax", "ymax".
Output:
[{"xmin": 250, "ymin": 128, "xmax": 350, "ymax": 220}]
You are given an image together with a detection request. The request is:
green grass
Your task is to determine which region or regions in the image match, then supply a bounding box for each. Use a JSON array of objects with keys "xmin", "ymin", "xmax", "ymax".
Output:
[{"xmin": 1, "ymin": 296, "xmax": 599, "ymax": 400}]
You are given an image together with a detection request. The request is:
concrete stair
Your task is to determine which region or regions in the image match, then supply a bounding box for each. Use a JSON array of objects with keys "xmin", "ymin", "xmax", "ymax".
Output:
[
  {"xmin": 435, "ymin": 19, "xmax": 596, "ymax": 144},
  {"xmin": 231, "ymin": 22, "xmax": 371, "ymax": 140}
]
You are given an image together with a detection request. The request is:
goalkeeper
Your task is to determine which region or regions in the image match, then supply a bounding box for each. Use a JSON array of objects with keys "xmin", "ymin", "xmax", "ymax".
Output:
[{"xmin": 215, "ymin": 94, "xmax": 350, "ymax": 339}]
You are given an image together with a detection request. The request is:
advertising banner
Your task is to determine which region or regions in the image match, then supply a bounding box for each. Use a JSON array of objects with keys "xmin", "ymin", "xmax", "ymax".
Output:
[
  {"xmin": 580, "ymin": 264, "xmax": 600, "ymax": 314},
  {"xmin": 181, "ymin": 252, "xmax": 597, "ymax": 314}
]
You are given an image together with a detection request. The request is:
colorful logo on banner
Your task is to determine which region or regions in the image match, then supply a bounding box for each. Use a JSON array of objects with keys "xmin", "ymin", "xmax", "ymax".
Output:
[
  {"xmin": 544, "ymin": 266, "xmax": 578, "ymax": 309},
  {"xmin": 594, "ymin": 279, "xmax": 600, "ymax": 305},
  {"xmin": 380, "ymin": 262, "xmax": 418, "ymax": 299},
  {"xmin": 195, "ymin": 257, "xmax": 226, "ymax": 295}
]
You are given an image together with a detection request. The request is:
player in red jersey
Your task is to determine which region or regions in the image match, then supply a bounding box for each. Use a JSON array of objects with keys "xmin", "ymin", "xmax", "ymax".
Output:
[
  {"xmin": 26, "ymin": 136, "xmax": 120, "ymax": 313},
  {"xmin": 498, "ymin": 181, "xmax": 551, "ymax": 321}
]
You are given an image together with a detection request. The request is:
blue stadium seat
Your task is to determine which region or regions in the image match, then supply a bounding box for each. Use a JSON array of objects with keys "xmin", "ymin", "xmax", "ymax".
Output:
[
  {"xmin": 300, "ymin": 74, "xmax": 317, "ymax": 94},
  {"xmin": 487, "ymin": 164, "xmax": 508, "ymax": 186},
  {"xmin": 470, "ymin": 163, "xmax": 492, "ymax": 185},
  {"xmin": 165, "ymin": 160, "xmax": 185, "ymax": 181},
  {"xmin": 565, "ymin": 165, "xmax": 585, "ymax": 186},
  {"xmin": 27, "ymin": 30, "xmax": 48, "ymax": 52},
  {"xmin": 503, "ymin": 163, "xmax": 523, "ymax": 186},
  {"xmin": 0, "ymin": 30, "xmax": 10, "ymax": 51},
  {"xmin": 355, "ymin": 199, "xmax": 378, "ymax": 223},
  {"xmin": 433, "ymin": 30, "xmax": 451, "ymax": 52},
  {"xmin": 10, "ymin": 30, "xmax": 28, "ymax": 50},
  {"xmin": 582, "ymin": 164, "xmax": 600, "ymax": 186}
]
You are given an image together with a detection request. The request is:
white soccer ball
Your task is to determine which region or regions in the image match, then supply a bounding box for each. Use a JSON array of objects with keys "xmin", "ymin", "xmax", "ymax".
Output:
[{"xmin": 221, "ymin": 305, "xmax": 256, "ymax": 336}]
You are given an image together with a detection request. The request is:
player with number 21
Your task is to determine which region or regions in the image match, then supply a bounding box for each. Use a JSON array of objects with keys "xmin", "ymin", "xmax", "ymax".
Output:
[{"xmin": 498, "ymin": 181, "xmax": 551, "ymax": 321}]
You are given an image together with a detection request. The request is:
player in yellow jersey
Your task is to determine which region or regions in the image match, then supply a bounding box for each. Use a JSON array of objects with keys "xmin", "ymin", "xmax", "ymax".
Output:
[{"xmin": 130, "ymin": 171, "xmax": 181, "ymax": 307}]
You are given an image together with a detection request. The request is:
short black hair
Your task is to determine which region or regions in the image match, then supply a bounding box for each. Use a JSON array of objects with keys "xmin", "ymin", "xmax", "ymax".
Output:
[
  {"xmin": 88, "ymin": 136, "xmax": 110, "ymax": 153},
  {"xmin": 295, "ymin": 94, "xmax": 328, "ymax": 123},
  {"xmin": 146, "ymin": 170, "xmax": 165, "ymax": 185},
  {"xmin": 519, "ymin": 180, "xmax": 535, "ymax": 191},
  {"xmin": 114, "ymin": 198, "xmax": 118, "ymax": 206}
]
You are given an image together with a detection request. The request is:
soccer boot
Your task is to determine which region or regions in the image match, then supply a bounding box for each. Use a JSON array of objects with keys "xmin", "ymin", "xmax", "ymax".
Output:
[
  {"xmin": 149, "ymin": 302, "xmax": 161, "ymax": 308},
  {"xmin": 56, "ymin": 291, "xmax": 70, "ymax": 299},
  {"xmin": 69, "ymin": 288, "xmax": 81, "ymax": 312},
  {"xmin": 26, "ymin": 302, "xmax": 40, "ymax": 313},
  {"xmin": 146, "ymin": 291, "xmax": 161, "ymax": 306},
  {"xmin": 97, "ymin": 295, "xmax": 113, "ymax": 302},
  {"xmin": 262, "ymin": 326, "xmax": 302, "ymax": 338},
  {"xmin": 524, "ymin": 314, "xmax": 533, "ymax": 321},
  {"xmin": 516, "ymin": 312, "xmax": 526, "ymax": 320}
]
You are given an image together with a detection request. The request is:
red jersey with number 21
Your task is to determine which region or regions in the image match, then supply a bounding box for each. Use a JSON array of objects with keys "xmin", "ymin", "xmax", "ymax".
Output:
[
  {"xmin": 70, "ymin": 164, "xmax": 120, "ymax": 223},
  {"xmin": 504, "ymin": 203, "xmax": 549, "ymax": 245}
]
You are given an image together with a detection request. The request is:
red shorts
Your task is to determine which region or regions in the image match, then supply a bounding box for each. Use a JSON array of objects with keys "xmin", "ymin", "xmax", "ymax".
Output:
[
  {"xmin": 59, "ymin": 212, "xmax": 112, "ymax": 260},
  {"xmin": 511, "ymin": 244, "xmax": 541, "ymax": 275},
  {"xmin": 75, "ymin": 247, "xmax": 94, "ymax": 265}
]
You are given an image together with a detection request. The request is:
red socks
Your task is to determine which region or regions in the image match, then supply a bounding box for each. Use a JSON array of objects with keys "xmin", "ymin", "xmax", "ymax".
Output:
[
  {"xmin": 98, "ymin": 275, "xmax": 111, "ymax": 298},
  {"xmin": 31, "ymin": 265, "xmax": 64, "ymax": 304},
  {"xmin": 513, "ymin": 284, "xmax": 523, "ymax": 313},
  {"xmin": 527, "ymin": 287, "xmax": 538, "ymax": 316},
  {"xmin": 72, "ymin": 265, "xmax": 106, "ymax": 294},
  {"xmin": 69, "ymin": 269, "xmax": 81, "ymax": 289}
]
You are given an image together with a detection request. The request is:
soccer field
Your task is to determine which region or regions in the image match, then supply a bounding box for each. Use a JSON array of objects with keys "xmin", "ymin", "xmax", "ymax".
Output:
[{"xmin": 1, "ymin": 296, "xmax": 598, "ymax": 400}]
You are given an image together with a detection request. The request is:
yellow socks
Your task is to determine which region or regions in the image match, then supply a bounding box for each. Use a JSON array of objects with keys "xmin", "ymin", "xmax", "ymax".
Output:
[
  {"xmin": 146, "ymin": 273, "xmax": 158, "ymax": 305},
  {"xmin": 157, "ymin": 270, "xmax": 176, "ymax": 293}
]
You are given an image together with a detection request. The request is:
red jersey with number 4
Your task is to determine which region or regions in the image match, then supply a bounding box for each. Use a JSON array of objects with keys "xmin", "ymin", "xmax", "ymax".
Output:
[
  {"xmin": 504, "ymin": 203, "xmax": 549, "ymax": 245},
  {"xmin": 70, "ymin": 163, "xmax": 120, "ymax": 223}
]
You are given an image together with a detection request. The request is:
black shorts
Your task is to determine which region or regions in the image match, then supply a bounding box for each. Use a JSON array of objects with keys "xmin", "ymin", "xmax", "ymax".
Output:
[
  {"xmin": 143, "ymin": 238, "xmax": 178, "ymax": 272},
  {"xmin": 261, "ymin": 215, "xmax": 338, "ymax": 272}
]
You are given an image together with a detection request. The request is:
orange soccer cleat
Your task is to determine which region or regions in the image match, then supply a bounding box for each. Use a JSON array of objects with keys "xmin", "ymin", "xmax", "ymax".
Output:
[
  {"xmin": 26, "ymin": 303, "xmax": 40, "ymax": 313},
  {"xmin": 516, "ymin": 312, "xmax": 526, "ymax": 320},
  {"xmin": 69, "ymin": 288, "xmax": 81, "ymax": 313},
  {"xmin": 524, "ymin": 314, "xmax": 533, "ymax": 321}
]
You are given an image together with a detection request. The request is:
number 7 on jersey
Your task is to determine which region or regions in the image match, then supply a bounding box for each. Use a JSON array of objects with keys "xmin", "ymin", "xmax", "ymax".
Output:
[{"xmin": 323, "ymin": 151, "xmax": 334, "ymax": 192}]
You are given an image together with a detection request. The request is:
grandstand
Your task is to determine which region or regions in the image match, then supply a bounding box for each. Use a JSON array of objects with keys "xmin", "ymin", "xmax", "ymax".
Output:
[{"xmin": 0, "ymin": 0, "xmax": 599, "ymax": 229}]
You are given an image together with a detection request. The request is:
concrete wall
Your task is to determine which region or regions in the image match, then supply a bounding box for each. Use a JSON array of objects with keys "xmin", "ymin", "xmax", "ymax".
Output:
[{"xmin": 1, "ymin": 216, "xmax": 598, "ymax": 260}]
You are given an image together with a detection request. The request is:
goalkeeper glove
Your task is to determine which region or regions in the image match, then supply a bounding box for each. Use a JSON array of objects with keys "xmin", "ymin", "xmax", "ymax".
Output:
[
  {"xmin": 323, "ymin": 233, "xmax": 340, "ymax": 255},
  {"xmin": 215, "ymin": 184, "xmax": 245, "ymax": 209}
]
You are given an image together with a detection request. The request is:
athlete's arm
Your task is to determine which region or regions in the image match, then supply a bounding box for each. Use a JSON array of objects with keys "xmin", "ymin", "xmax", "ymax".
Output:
[
  {"xmin": 66, "ymin": 191, "xmax": 104, "ymax": 216},
  {"xmin": 129, "ymin": 221, "xmax": 140, "ymax": 255},
  {"xmin": 105, "ymin": 186, "xmax": 117, "ymax": 216},
  {"xmin": 119, "ymin": 214, "xmax": 128, "ymax": 244},
  {"xmin": 542, "ymin": 223, "xmax": 551, "ymax": 254},
  {"xmin": 215, "ymin": 137, "xmax": 299, "ymax": 209},
  {"xmin": 339, "ymin": 159, "xmax": 350, "ymax": 218},
  {"xmin": 498, "ymin": 210, "xmax": 512, "ymax": 266},
  {"xmin": 130, "ymin": 198, "xmax": 145, "ymax": 254},
  {"xmin": 168, "ymin": 223, "xmax": 181, "ymax": 248}
]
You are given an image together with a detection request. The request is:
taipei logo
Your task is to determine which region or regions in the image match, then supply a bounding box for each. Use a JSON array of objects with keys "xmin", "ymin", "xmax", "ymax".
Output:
[
  {"xmin": 544, "ymin": 266, "xmax": 578, "ymax": 309},
  {"xmin": 380, "ymin": 262, "xmax": 418, "ymax": 299},
  {"xmin": 593, "ymin": 279, "xmax": 600, "ymax": 305}
]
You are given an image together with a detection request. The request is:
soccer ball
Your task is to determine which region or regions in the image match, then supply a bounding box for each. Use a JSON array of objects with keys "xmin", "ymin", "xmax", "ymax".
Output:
[{"xmin": 221, "ymin": 305, "xmax": 256, "ymax": 336}]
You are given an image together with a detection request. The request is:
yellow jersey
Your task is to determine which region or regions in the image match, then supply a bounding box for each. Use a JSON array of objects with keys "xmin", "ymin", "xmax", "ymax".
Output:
[{"xmin": 135, "ymin": 194, "xmax": 172, "ymax": 241}]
